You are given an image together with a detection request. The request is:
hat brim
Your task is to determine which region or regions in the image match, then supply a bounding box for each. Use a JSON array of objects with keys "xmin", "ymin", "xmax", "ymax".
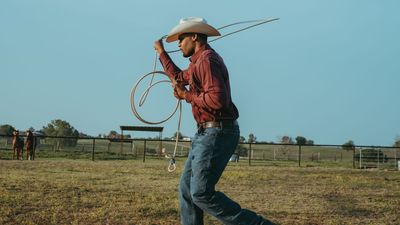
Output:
[{"xmin": 166, "ymin": 21, "xmax": 220, "ymax": 43}]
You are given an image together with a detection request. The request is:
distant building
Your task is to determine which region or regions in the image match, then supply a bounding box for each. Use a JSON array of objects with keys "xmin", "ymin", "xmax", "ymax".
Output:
[
  {"xmin": 171, "ymin": 136, "xmax": 192, "ymax": 141},
  {"xmin": 182, "ymin": 137, "xmax": 191, "ymax": 141}
]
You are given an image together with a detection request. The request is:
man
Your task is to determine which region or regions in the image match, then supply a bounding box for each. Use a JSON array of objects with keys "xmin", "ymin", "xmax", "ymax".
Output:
[{"xmin": 154, "ymin": 17, "xmax": 275, "ymax": 225}]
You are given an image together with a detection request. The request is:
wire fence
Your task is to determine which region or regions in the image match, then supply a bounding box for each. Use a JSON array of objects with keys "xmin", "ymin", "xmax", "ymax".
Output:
[{"xmin": 1, "ymin": 134, "xmax": 399, "ymax": 170}]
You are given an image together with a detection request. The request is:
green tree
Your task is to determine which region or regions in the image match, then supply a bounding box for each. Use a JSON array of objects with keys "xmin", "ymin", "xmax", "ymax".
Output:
[
  {"xmin": 0, "ymin": 124, "xmax": 15, "ymax": 135},
  {"xmin": 342, "ymin": 140, "xmax": 355, "ymax": 151},
  {"xmin": 42, "ymin": 119, "xmax": 79, "ymax": 148},
  {"xmin": 108, "ymin": 130, "xmax": 119, "ymax": 138},
  {"xmin": 281, "ymin": 136, "xmax": 294, "ymax": 144},
  {"xmin": 239, "ymin": 136, "xmax": 246, "ymax": 143},
  {"xmin": 295, "ymin": 136, "xmax": 307, "ymax": 145},
  {"xmin": 172, "ymin": 131, "xmax": 184, "ymax": 140},
  {"xmin": 394, "ymin": 136, "xmax": 400, "ymax": 148},
  {"xmin": 248, "ymin": 133, "xmax": 257, "ymax": 143},
  {"xmin": 306, "ymin": 139, "xmax": 314, "ymax": 145}
]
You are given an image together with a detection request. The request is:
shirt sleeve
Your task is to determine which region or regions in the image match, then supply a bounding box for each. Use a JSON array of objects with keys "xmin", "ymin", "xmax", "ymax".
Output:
[{"xmin": 159, "ymin": 51, "xmax": 190, "ymax": 85}]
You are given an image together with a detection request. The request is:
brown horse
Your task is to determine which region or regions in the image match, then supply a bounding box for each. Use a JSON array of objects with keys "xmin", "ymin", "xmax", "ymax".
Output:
[
  {"xmin": 12, "ymin": 130, "xmax": 24, "ymax": 160},
  {"xmin": 25, "ymin": 130, "xmax": 35, "ymax": 160}
]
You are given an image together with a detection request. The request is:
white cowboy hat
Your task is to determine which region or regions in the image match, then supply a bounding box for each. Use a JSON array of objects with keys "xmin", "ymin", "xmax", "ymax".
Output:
[{"xmin": 165, "ymin": 17, "xmax": 220, "ymax": 43}]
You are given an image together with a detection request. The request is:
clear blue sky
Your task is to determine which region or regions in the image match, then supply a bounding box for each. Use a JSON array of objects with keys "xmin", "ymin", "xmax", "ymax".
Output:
[{"xmin": 1, "ymin": 0, "xmax": 399, "ymax": 146}]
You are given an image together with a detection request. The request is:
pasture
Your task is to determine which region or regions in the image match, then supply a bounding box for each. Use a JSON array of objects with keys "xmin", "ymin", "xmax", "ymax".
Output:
[{"xmin": 1, "ymin": 158, "xmax": 399, "ymax": 225}]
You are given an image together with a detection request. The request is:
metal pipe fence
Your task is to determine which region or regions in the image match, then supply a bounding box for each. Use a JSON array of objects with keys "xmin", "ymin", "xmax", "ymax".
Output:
[{"xmin": 1, "ymin": 134, "xmax": 399, "ymax": 170}]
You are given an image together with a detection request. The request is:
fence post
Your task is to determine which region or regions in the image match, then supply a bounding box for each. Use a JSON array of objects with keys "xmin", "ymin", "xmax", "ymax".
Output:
[
  {"xmin": 359, "ymin": 148, "xmax": 362, "ymax": 169},
  {"xmin": 92, "ymin": 139, "xmax": 95, "ymax": 161},
  {"xmin": 143, "ymin": 139, "xmax": 146, "ymax": 163},
  {"xmin": 298, "ymin": 145, "xmax": 302, "ymax": 167},
  {"xmin": 120, "ymin": 138, "xmax": 123, "ymax": 155},
  {"xmin": 353, "ymin": 148, "xmax": 355, "ymax": 169},
  {"xmin": 377, "ymin": 148, "xmax": 380, "ymax": 169},
  {"xmin": 248, "ymin": 143, "xmax": 252, "ymax": 166}
]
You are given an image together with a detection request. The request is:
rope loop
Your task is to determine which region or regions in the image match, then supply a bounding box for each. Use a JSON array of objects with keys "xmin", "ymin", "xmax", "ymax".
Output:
[{"xmin": 130, "ymin": 70, "xmax": 182, "ymax": 172}]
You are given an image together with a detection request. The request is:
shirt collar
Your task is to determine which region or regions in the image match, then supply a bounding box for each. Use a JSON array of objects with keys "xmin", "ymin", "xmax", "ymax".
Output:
[{"xmin": 190, "ymin": 44, "xmax": 212, "ymax": 63}]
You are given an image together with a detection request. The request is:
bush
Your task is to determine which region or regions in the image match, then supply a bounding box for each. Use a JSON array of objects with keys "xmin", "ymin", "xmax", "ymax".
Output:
[
  {"xmin": 236, "ymin": 144, "xmax": 248, "ymax": 157},
  {"xmin": 354, "ymin": 149, "xmax": 388, "ymax": 163}
]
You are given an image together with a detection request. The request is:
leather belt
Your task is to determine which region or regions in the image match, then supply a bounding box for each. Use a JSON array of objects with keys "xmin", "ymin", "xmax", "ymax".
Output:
[{"xmin": 198, "ymin": 120, "xmax": 238, "ymax": 129}]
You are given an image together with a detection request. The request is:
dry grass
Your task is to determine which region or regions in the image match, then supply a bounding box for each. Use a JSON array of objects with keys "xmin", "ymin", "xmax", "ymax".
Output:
[{"xmin": 0, "ymin": 159, "xmax": 399, "ymax": 225}]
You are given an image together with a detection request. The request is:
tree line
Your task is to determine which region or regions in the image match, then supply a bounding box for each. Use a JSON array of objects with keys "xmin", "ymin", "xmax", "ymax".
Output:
[
  {"xmin": 2, "ymin": 120, "xmax": 399, "ymax": 149},
  {"xmin": 1, "ymin": 119, "xmax": 82, "ymax": 148}
]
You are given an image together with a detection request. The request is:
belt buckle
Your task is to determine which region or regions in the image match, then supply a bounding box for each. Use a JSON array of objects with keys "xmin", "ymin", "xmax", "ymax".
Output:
[{"xmin": 207, "ymin": 121, "xmax": 223, "ymax": 129}]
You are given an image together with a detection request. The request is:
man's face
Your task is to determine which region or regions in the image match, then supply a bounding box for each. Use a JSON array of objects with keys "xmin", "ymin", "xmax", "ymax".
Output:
[{"xmin": 178, "ymin": 33, "xmax": 195, "ymax": 58}]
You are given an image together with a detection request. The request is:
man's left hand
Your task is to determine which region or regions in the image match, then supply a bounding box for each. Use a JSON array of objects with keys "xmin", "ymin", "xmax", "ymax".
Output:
[{"xmin": 173, "ymin": 82, "xmax": 187, "ymax": 100}]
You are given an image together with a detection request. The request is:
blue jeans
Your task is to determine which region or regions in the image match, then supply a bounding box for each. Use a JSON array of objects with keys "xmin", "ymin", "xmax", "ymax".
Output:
[{"xmin": 179, "ymin": 123, "xmax": 274, "ymax": 225}]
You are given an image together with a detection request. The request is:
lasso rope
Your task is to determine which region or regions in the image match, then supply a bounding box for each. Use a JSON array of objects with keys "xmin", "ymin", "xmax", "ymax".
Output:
[{"xmin": 130, "ymin": 18, "xmax": 279, "ymax": 172}]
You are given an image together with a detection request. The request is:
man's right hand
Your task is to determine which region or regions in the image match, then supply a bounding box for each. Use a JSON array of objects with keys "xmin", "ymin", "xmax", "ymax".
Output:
[{"xmin": 154, "ymin": 39, "xmax": 165, "ymax": 54}]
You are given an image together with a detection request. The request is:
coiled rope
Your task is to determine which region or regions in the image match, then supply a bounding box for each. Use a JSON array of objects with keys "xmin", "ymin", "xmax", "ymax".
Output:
[{"xmin": 130, "ymin": 18, "xmax": 279, "ymax": 172}]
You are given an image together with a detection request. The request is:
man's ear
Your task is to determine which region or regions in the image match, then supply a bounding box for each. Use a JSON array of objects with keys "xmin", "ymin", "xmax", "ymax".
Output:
[{"xmin": 191, "ymin": 33, "xmax": 198, "ymax": 41}]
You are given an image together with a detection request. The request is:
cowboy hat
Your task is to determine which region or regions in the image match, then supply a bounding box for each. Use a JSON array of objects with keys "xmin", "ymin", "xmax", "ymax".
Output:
[{"xmin": 165, "ymin": 17, "xmax": 220, "ymax": 43}]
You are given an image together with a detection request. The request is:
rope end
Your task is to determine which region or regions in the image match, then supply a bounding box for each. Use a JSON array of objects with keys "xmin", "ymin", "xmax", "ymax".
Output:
[{"xmin": 167, "ymin": 158, "xmax": 176, "ymax": 172}]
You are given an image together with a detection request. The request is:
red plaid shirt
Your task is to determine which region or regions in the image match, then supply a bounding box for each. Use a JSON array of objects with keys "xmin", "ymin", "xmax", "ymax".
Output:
[{"xmin": 159, "ymin": 44, "xmax": 239, "ymax": 125}]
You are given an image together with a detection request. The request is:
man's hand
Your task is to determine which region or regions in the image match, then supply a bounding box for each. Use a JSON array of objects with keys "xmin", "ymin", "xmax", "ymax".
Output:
[
  {"xmin": 173, "ymin": 81, "xmax": 187, "ymax": 100},
  {"xmin": 154, "ymin": 39, "xmax": 165, "ymax": 54}
]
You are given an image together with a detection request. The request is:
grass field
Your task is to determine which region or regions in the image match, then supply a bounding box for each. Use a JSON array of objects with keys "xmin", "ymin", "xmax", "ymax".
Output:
[{"xmin": 1, "ymin": 158, "xmax": 399, "ymax": 225}]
